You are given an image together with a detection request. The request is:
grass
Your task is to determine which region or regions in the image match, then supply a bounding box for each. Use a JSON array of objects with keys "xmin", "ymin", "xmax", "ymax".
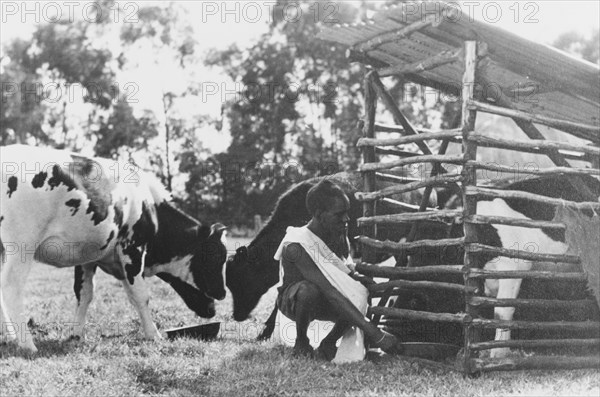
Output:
[{"xmin": 1, "ymin": 237, "xmax": 599, "ymax": 396}]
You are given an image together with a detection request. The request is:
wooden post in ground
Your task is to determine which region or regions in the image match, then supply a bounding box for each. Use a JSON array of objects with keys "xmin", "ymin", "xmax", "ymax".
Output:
[
  {"xmin": 461, "ymin": 40, "xmax": 480, "ymax": 376},
  {"xmin": 361, "ymin": 72, "xmax": 378, "ymax": 267}
]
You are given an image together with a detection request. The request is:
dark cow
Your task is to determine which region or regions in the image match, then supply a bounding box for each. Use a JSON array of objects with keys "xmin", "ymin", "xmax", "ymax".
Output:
[
  {"xmin": 0, "ymin": 145, "xmax": 227, "ymax": 353},
  {"xmin": 225, "ymin": 171, "xmax": 436, "ymax": 335}
]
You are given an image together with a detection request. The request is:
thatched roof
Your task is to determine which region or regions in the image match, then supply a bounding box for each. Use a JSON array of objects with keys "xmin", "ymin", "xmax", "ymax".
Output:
[{"xmin": 318, "ymin": 2, "xmax": 599, "ymax": 143}]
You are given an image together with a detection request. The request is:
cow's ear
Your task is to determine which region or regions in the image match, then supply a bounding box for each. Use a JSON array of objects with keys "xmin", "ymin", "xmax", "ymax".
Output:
[
  {"xmin": 197, "ymin": 225, "xmax": 211, "ymax": 241},
  {"xmin": 210, "ymin": 223, "xmax": 227, "ymax": 245}
]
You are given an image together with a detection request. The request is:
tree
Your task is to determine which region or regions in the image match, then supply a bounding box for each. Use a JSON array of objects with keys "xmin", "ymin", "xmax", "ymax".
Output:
[
  {"xmin": 119, "ymin": 3, "xmax": 200, "ymax": 191},
  {"xmin": 204, "ymin": 0, "xmax": 375, "ymax": 225},
  {"xmin": 1, "ymin": 1, "xmax": 124, "ymax": 148},
  {"xmin": 553, "ymin": 30, "xmax": 599, "ymax": 65},
  {"xmin": 94, "ymin": 97, "xmax": 159, "ymax": 159}
]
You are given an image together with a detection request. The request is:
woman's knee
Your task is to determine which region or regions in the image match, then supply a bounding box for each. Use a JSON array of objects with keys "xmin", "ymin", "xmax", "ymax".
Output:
[{"xmin": 295, "ymin": 281, "xmax": 321, "ymax": 305}]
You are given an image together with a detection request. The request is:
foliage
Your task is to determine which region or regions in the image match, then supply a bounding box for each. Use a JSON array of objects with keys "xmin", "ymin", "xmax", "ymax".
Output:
[
  {"xmin": 203, "ymin": 0, "xmax": 376, "ymax": 225},
  {"xmin": 553, "ymin": 30, "xmax": 600, "ymax": 65},
  {"xmin": 0, "ymin": 1, "xmax": 120, "ymax": 147},
  {"xmin": 0, "ymin": 39, "xmax": 48, "ymax": 144},
  {"xmin": 94, "ymin": 97, "xmax": 159, "ymax": 159}
]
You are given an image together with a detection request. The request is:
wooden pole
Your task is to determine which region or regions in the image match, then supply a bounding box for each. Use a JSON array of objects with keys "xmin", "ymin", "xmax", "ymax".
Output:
[
  {"xmin": 361, "ymin": 72, "xmax": 378, "ymax": 266},
  {"xmin": 354, "ymin": 14, "xmax": 440, "ymax": 52},
  {"xmin": 466, "ymin": 268, "xmax": 588, "ymax": 281},
  {"xmin": 466, "ymin": 186, "xmax": 600, "ymax": 211},
  {"xmin": 356, "ymin": 263, "xmax": 462, "ymax": 278},
  {"xmin": 357, "ymin": 235, "xmax": 464, "ymax": 253},
  {"xmin": 359, "ymin": 154, "xmax": 464, "ymax": 172},
  {"xmin": 357, "ymin": 209, "xmax": 463, "ymax": 225},
  {"xmin": 466, "ymin": 243, "xmax": 580, "ymax": 264},
  {"xmin": 369, "ymin": 306, "xmax": 468, "ymax": 323},
  {"xmin": 470, "ymin": 338, "xmax": 600, "ymax": 351},
  {"xmin": 470, "ymin": 356, "xmax": 600, "ymax": 372},
  {"xmin": 379, "ymin": 50, "xmax": 460, "ymax": 77},
  {"xmin": 356, "ymin": 174, "xmax": 463, "ymax": 201},
  {"xmin": 461, "ymin": 40, "xmax": 480, "ymax": 376},
  {"xmin": 467, "ymin": 134, "xmax": 600, "ymax": 157},
  {"xmin": 368, "ymin": 72, "xmax": 434, "ymax": 156},
  {"xmin": 368, "ymin": 279, "xmax": 474, "ymax": 294},
  {"xmin": 357, "ymin": 130, "xmax": 462, "ymax": 147},
  {"xmin": 467, "ymin": 99, "xmax": 600, "ymax": 142},
  {"xmin": 466, "ymin": 214, "xmax": 566, "ymax": 230}
]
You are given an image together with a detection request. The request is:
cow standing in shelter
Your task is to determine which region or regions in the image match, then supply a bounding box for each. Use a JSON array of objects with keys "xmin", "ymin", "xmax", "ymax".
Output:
[
  {"xmin": 399, "ymin": 175, "xmax": 600, "ymax": 357},
  {"xmin": 0, "ymin": 145, "xmax": 228, "ymax": 353}
]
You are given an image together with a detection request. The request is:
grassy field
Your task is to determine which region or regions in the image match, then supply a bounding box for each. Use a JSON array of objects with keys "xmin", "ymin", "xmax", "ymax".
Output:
[{"xmin": 1, "ymin": 236, "xmax": 599, "ymax": 396}]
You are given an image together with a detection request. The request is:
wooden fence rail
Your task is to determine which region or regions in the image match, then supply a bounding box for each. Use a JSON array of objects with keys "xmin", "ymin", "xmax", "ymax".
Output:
[
  {"xmin": 359, "ymin": 154, "xmax": 464, "ymax": 173},
  {"xmin": 368, "ymin": 279, "xmax": 473, "ymax": 294},
  {"xmin": 467, "ymin": 161, "xmax": 600, "ymax": 177},
  {"xmin": 357, "ymin": 236, "xmax": 464, "ymax": 253},
  {"xmin": 356, "ymin": 174, "xmax": 464, "ymax": 201},
  {"xmin": 379, "ymin": 197, "xmax": 437, "ymax": 212},
  {"xmin": 466, "ymin": 268, "xmax": 589, "ymax": 281},
  {"xmin": 465, "ymin": 215, "xmax": 566, "ymax": 230},
  {"xmin": 470, "ymin": 338, "xmax": 600, "ymax": 351},
  {"xmin": 375, "ymin": 172, "xmax": 422, "ymax": 184},
  {"xmin": 375, "ymin": 148, "xmax": 422, "ymax": 157},
  {"xmin": 468, "ymin": 296, "xmax": 597, "ymax": 310},
  {"xmin": 471, "ymin": 319, "xmax": 600, "ymax": 332},
  {"xmin": 467, "ymin": 133, "xmax": 600, "ymax": 157},
  {"xmin": 357, "ymin": 130, "xmax": 462, "ymax": 147},
  {"xmin": 466, "ymin": 243, "xmax": 581, "ymax": 264},
  {"xmin": 357, "ymin": 209, "xmax": 463, "ymax": 226},
  {"xmin": 356, "ymin": 263, "xmax": 463, "ymax": 279},
  {"xmin": 369, "ymin": 306, "xmax": 468, "ymax": 323},
  {"xmin": 466, "ymin": 186, "xmax": 600, "ymax": 211},
  {"xmin": 469, "ymin": 356, "xmax": 600, "ymax": 372},
  {"xmin": 467, "ymin": 99, "xmax": 600, "ymax": 142}
]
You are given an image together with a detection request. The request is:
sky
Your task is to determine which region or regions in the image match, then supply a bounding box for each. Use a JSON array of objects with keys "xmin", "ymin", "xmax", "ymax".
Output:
[{"xmin": 1, "ymin": 0, "xmax": 598, "ymax": 154}]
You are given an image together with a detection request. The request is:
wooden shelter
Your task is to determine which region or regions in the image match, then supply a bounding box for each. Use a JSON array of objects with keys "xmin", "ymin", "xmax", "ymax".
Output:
[{"xmin": 318, "ymin": 2, "xmax": 600, "ymax": 374}]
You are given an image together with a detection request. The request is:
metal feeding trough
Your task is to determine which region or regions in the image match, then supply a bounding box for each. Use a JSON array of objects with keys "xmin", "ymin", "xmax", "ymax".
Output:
[{"xmin": 165, "ymin": 322, "xmax": 221, "ymax": 341}]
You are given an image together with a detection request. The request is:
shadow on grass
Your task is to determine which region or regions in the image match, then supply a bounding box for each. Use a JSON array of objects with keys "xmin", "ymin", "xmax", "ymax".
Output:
[{"xmin": 0, "ymin": 338, "xmax": 76, "ymax": 359}]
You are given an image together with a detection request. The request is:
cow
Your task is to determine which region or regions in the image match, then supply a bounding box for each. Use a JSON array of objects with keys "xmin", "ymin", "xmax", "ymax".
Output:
[
  {"xmin": 225, "ymin": 171, "xmax": 439, "ymax": 338},
  {"xmin": 0, "ymin": 145, "xmax": 228, "ymax": 353},
  {"xmin": 396, "ymin": 175, "xmax": 600, "ymax": 357}
]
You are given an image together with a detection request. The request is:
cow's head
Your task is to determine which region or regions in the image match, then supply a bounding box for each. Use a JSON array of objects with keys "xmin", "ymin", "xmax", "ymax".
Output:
[
  {"xmin": 226, "ymin": 244, "xmax": 280, "ymax": 321},
  {"xmin": 156, "ymin": 222, "xmax": 227, "ymax": 318},
  {"xmin": 191, "ymin": 223, "xmax": 228, "ymax": 300}
]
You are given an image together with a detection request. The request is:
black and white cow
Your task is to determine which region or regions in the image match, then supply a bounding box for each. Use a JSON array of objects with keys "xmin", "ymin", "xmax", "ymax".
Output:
[
  {"xmin": 401, "ymin": 175, "xmax": 600, "ymax": 357},
  {"xmin": 0, "ymin": 145, "xmax": 227, "ymax": 353}
]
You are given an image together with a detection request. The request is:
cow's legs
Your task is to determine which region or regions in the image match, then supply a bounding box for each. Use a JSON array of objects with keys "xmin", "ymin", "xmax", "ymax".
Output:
[
  {"xmin": 72, "ymin": 264, "xmax": 97, "ymax": 339},
  {"xmin": 485, "ymin": 258, "xmax": 532, "ymax": 358},
  {"xmin": 0, "ymin": 255, "xmax": 36, "ymax": 352},
  {"xmin": 117, "ymin": 246, "xmax": 161, "ymax": 340},
  {"xmin": 121, "ymin": 275, "xmax": 162, "ymax": 340}
]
